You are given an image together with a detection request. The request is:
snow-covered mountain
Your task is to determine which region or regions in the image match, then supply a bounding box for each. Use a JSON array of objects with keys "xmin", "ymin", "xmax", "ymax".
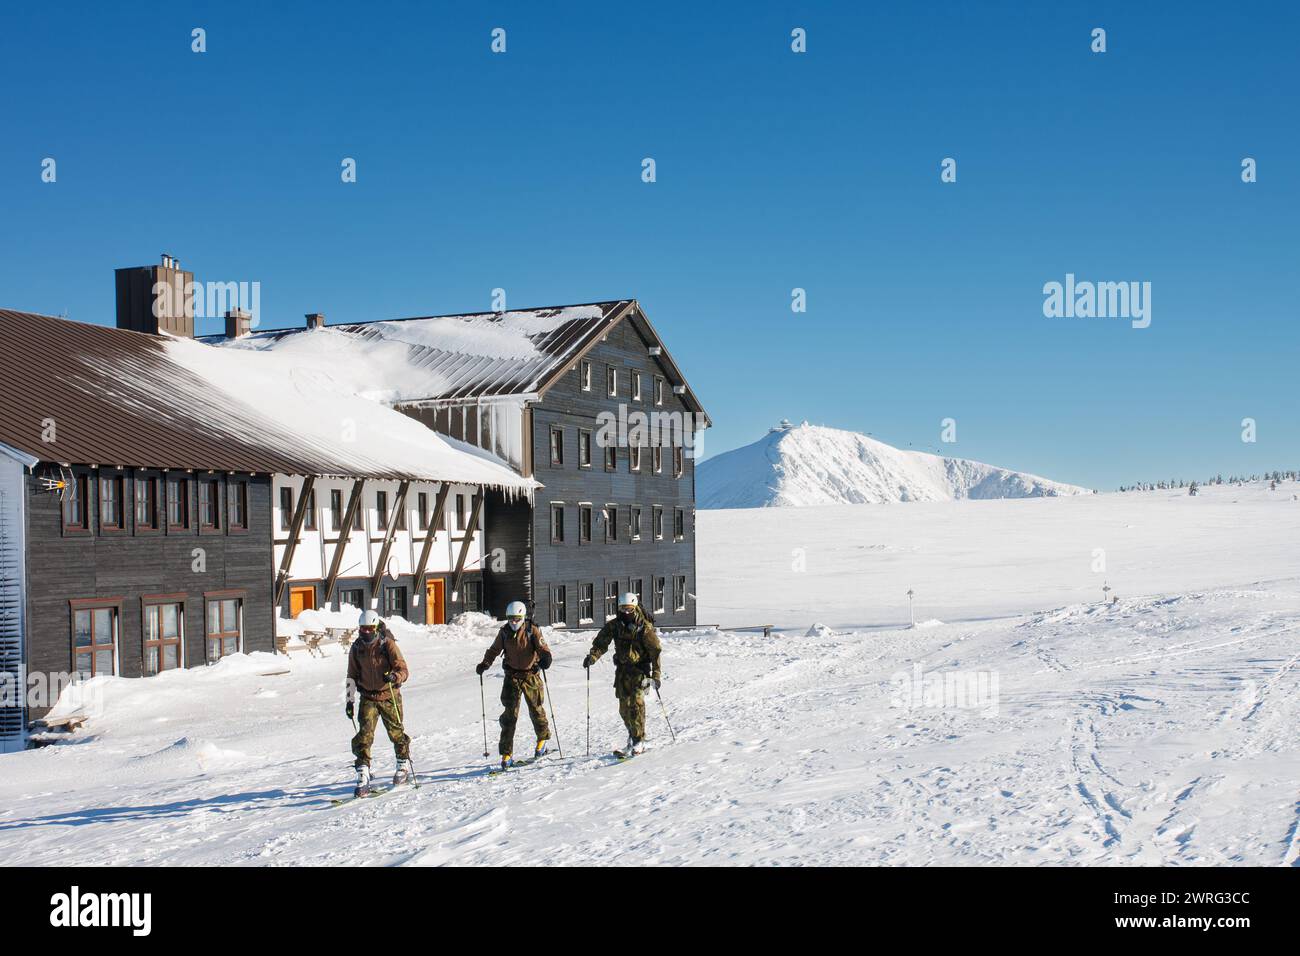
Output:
[{"xmin": 697, "ymin": 421, "xmax": 1089, "ymax": 509}]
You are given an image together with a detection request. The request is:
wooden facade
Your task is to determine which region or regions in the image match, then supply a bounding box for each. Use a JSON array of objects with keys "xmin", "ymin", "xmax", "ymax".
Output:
[
  {"xmin": 522, "ymin": 316, "xmax": 699, "ymax": 627},
  {"xmin": 21, "ymin": 465, "xmax": 276, "ymax": 723},
  {"xmin": 404, "ymin": 310, "xmax": 703, "ymax": 628}
]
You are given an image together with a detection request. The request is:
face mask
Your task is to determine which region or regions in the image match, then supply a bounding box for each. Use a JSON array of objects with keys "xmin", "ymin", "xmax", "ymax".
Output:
[
  {"xmin": 618, "ymin": 609, "xmax": 636, "ymax": 624},
  {"xmin": 508, "ymin": 618, "xmax": 524, "ymax": 631}
]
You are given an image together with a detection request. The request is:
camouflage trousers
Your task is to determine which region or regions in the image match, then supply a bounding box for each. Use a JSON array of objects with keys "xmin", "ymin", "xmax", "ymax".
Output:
[
  {"xmin": 614, "ymin": 667, "xmax": 648, "ymax": 741},
  {"xmin": 499, "ymin": 671, "xmax": 549, "ymax": 756},
  {"xmin": 351, "ymin": 693, "xmax": 411, "ymax": 767}
]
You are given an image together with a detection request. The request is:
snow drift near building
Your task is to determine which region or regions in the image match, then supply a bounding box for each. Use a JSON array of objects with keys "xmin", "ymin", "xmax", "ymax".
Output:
[{"xmin": 698, "ymin": 421, "xmax": 1088, "ymax": 509}]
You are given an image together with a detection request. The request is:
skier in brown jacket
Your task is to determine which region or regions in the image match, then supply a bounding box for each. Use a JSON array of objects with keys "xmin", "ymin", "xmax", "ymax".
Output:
[
  {"xmin": 345, "ymin": 611, "xmax": 411, "ymax": 796},
  {"xmin": 476, "ymin": 601, "xmax": 552, "ymax": 769}
]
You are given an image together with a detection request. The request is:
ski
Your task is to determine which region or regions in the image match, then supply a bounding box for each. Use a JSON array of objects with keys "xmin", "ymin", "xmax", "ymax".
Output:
[
  {"xmin": 330, "ymin": 779, "xmax": 419, "ymax": 807},
  {"xmin": 331, "ymin": 787, "xmax": 391, "ymax": 807},
  {"xmin": 610, "ymin": 742, "xmax": 656, "ymax": 761},
  {"xmin": 487, "ymin": 752, "xmax": 549, "ymax": 776}
]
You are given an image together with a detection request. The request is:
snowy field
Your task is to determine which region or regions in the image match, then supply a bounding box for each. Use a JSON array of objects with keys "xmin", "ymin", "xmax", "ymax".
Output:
[{"xmin": 1, "ymin": 483, "xmax": 1298, "ymax": 865}]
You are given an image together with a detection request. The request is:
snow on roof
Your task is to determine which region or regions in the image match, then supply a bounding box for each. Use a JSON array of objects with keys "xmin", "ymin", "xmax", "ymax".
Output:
[
  {"xmin": 216, "ymin": 302, "xmax": 630, "ymax": 403},
  {"xmin": 0, "ymin": 309, "xmax": 533, "ymax": 489},
  {"xmin": 161, "ymin": 336, "xmax": 536, "ymax": 490}
]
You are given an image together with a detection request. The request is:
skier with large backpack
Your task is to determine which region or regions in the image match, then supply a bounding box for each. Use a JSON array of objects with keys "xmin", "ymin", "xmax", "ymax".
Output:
[
  {"xmin": 583, "ymin": 592, "xmax": 662, "ymax": 756},
  {"xmin": 345, "ymin": 610, "xmax": 412, "ymax": 797},
  {"xmin": 476, "ymin": 601, "xmax": 553, "ymax": 770}
]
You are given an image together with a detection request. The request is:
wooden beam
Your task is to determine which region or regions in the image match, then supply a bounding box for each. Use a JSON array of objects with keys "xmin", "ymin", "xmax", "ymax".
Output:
[
  {"xmin": 452, "ymin": 489, "xmax": 485, "ymax": 597},
  {"xmin": 322, "ymin": 478, "xmax": 366, "ymax": 604},
  {"xmin": 369, "ymin": 481, "xmax": 410, "ymax": 597},
  {"xmin": 411, "ymin": 482, "xmax": 451, "ymax": 596},
  {"xmin": 273, "ymin": 476, "xmax": 316, "ymax": 607}
]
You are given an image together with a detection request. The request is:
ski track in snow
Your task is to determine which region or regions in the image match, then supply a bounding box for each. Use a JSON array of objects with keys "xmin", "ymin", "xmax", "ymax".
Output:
[{"xmin": 2, "ymin": 484, "xmax": 1299, "ymax": 865}]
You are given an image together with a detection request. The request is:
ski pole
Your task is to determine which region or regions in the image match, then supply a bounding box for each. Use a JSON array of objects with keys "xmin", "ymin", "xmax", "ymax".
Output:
[
  {"xmin": 540, "ymin": 668, "xmax": 563, "ymax": 758},
  {"xmin": 388, "ymin": 681, "xmax": 417, "ymax": 781},
  {"xmin": 479, "ymin": 673, "xmax": 490, "ymax": 759},
  {"xmin": 585, "ymin": 666, "xmax": 591, "ymax": 757},
  {"xmin": 654, "ymin": 685, "xmax": 677, "ymax": 743}
]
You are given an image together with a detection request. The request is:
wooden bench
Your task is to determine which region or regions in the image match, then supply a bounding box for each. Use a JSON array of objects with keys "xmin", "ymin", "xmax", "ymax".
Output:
[
  {"xmin": 329, "ymin": 627, "xmax": 356, "ymax": 652},
  {"xmin": 31, "ymin": 713, "xmax": 88, "ymax": 733},
  {"xmin": 274, "ymin": 631, "xmax": 331, "ymax": 657},
  {"xmin": 301, "ymin": 630, "xmax": 327, "ymax": 658}
]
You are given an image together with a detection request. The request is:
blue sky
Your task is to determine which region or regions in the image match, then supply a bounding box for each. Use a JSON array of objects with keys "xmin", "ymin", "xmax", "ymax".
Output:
[{"xmin": 1, "ymin": 1, "xmax": 1295, "ymax": 489}]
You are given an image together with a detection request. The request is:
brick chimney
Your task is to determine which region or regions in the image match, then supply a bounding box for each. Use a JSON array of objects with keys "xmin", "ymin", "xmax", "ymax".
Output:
[
  {"xmin": 225, "ymin": 308, "xmax": 253, "ymax": 338},
  {"xmin": 305, "ymin": 313, "xmax": 326, "ymax": 330},
  {"xmin": 115, "ymin": 253, "xmax": 195, "ymax": 337}
]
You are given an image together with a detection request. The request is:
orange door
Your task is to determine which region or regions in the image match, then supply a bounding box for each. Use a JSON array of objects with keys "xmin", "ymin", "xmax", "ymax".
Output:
[
  {"xmin": 425, "ymin": 579, "xmax": 445, "ymax": 625},
  {"xmin": 289, "ymin": 586, "xmax": 316, "ymax": 618}
]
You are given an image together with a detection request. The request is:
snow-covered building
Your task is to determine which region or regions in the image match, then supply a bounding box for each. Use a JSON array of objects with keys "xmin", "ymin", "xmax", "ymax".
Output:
[
  {"xmin": 211, "ymin": 298, "xmax": 712, "ymax": 628},
  {"xmin": 0, "ymin": 295, "xmax": 532, "ymax": 750}
]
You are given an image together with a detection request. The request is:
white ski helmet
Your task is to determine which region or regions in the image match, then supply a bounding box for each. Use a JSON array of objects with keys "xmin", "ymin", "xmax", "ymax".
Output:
[
  {"xmin": 505, "ymin": 601, "xmax": 527, "ymax": 620},
  {"xmin": 358, "ymin": 610, "xmax": 380, "ymax": 628},
  {"xmin": 618, "ymin": 592, "xmax": 639, "ymax": 608}
]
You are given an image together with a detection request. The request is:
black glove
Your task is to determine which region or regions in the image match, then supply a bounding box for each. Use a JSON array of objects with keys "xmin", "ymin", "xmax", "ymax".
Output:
[
  {"xmin": 475, "ymin": 662, "xmax": 487, "ymax": 676},
  {"xmin": 653, "ymin": 678, "xmax": 661, "ymax": 691},
  {"xmin": 345, "ymin": 701, "xmax": 354, "ymax": 721},
  {"xmin": 383, "ymin": 671, "xmax": 397, "ymax": 686},
  {"xmin": 582, "ymin": 654, "xmax": 594, "ymax": 669},
  {"xmin": 538, "ymin": 650, "xmax": 552, "ymax": 671}
]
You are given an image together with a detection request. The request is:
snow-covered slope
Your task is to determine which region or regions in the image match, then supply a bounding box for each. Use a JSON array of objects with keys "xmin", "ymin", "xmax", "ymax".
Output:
[
  {"xmin": 2, "ymin": 484, "xmax": 1298, "ymax": 865},
  {"xmin": 698, "ymin": 421, "xmax": 1089, "ymax": 509}
]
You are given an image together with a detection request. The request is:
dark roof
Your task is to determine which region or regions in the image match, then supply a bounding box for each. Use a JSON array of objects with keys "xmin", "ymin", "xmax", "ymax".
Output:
[
  {"xmin": 359, "ymin": 301, "xmax": 627, "ymax": 401},
  {"xmin": 206, "ymin": 300, "xmax": 711, "ymax": 423},
  {"xmin": 0, "ymin": 309, "xmax": 531, "ymax": 487},
  {"xmin": 0, "ymin": 309, "xmax": 307, "ymax": 474}
]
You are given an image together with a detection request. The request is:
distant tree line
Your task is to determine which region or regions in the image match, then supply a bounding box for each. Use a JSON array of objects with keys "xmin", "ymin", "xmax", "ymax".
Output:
[{"xmin": 1115, "ymin": 470, "xmax": 1298, "ymax": 494}]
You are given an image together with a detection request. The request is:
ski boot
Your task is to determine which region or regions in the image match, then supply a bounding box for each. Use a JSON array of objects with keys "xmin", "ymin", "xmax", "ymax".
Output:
[
  {"xmin": 500, "ymin": 754, "xmax": 513, "ymax": 771},
  {"xmin": 631, "ymin": 737, "xmax": 646, "ymax": 756},
  {"xmin": 392, "ymin": 758, "xmax": 413, "ymax": 787},
  {"xmin": 534, "ymin": 738, "xmax": 549, "ymax": 760},
  {"xmin": 354, "ymin": 764, "xmax": 372, "ymax": 798}
]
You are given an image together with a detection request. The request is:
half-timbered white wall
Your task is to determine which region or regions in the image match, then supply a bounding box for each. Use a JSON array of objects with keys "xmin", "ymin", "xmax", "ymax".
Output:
[
  {"xmin": 0, "ymin": 452, "xmax": 28, "ymax": 752},
  {"xmin": 271, "ymin": 475, "xmax": 486, "ymax": 613}
]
